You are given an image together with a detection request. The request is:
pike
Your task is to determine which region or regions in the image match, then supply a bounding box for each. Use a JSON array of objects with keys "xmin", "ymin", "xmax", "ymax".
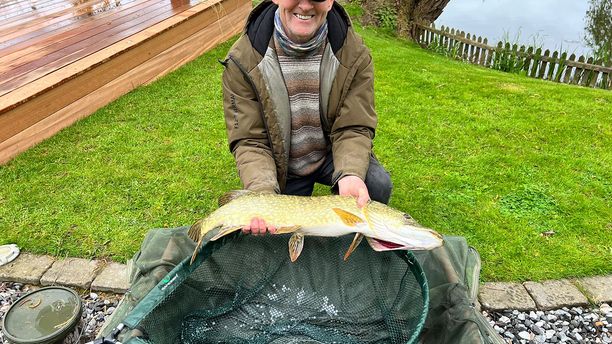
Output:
[{"xmin": 188, "ymin": 190, "xmax": 444, "ymax": 264}]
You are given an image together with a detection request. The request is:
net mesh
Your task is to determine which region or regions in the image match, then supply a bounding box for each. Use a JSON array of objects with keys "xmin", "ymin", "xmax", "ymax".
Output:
[{"xmin": 134, "ymin": 234, "xmax": 427, "ymax": 344}]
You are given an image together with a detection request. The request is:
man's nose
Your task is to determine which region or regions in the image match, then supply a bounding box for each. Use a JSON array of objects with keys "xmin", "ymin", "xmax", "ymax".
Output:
[{"xmin": 297, "ymin": 0, "xmax": 315, "ymax": 11}]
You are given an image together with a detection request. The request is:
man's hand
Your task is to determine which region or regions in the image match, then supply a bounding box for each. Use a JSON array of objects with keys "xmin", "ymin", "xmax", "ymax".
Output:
[
  {"xmin": 338, "ymin": 175, "xmax": 370, "ymax": 208},
  {"xmin": 242, "ymin": 217, "xmax": 277, "ymax": 235}
]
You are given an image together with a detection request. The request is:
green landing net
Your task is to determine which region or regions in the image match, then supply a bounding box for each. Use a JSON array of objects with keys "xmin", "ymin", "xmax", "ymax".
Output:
[{"xmin": 118, "ymin": 233, "xmax": 429, "ymax": 344}]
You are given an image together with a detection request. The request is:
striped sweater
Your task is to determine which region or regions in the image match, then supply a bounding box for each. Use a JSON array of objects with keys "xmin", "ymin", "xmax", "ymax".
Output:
[{"xmin": 274, "ymin": 38, "xmax": 328, "ymax": 177}]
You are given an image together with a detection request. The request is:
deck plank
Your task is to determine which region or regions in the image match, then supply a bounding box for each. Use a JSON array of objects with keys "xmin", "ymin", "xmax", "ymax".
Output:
[
  {"xmin": 0, "ymin": 0, "xmax": 105, "ymax": 30},
  {"xmin": 0, "ymin": 0, "xmax": 62, "ymax": 20},
  {"xmin": 0, "ymin": 0, "xmax": 200, "ymax": 92},
  {"xmin": 0, "ymin": 0, "xmax": 126, "ymax": 36},
  {"xmin": 0, "ymin": 0, "xmax": 176, "ymax": 69},
  {"xmin": 0, "ymin": 0, "xmax": 247, "ymax": 143},
  {"xmin": 0, "ymin": 0, "xmax": 142, "ymax": 49}
]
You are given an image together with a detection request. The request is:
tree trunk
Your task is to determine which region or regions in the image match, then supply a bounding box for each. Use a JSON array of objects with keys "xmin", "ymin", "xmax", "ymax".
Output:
[
  {"xmin": 357, "ymin": 0, "xmax": 451, "ymax": 39},
  {"xmin": 398, "ymin": 0, "xmax": 451, "ymax": 38}
]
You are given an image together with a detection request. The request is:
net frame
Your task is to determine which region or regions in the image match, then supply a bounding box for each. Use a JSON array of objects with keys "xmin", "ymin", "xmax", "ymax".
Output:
[{"xmin": 120, "ymin": 233, "xmax": 430, "ymax": 344}]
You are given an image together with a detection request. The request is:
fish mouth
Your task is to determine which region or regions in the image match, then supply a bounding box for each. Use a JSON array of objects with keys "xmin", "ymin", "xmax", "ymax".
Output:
[
  {"xmin": 371, "ymin": 239, "xmax": 405, "ymax": 250},
  {"xmin": 369, "ymin": 231, "xmax": 444, "ymax": 251}
]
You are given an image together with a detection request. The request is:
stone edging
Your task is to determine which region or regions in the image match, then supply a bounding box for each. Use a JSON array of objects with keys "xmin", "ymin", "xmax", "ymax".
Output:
[{"xmin": 0, "ymin": 253, "xmax": 610, "ymax": 311}]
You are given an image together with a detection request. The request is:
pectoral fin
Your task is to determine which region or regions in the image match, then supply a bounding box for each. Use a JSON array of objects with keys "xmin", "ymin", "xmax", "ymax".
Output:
[
  {"xmin": 332, "ymin": 208, "xmax": 364, "ymax": 227},
  {"xmin": 288, "ymin": 233, "xmax": 304, "ymax": 262},
  {"xmin": 188, "ymin": 219, "xmax": 203, "ymax": 242},
  {"xmin": 210, "ymin": 225, "xmax": 242, "ymax": 241},
  {"xmin": 344, "ymin": 233, "xmax": 364, "ymax": 261},
  {"xmin": 188, "ymin": 220, "xmax": 204, "ymax": 265}
]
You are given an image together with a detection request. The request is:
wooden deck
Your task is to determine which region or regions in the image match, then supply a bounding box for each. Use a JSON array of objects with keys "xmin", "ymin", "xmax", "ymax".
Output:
[{"xmin": 0, "ymin": 0, "xmax": 250, "ymax": 164}]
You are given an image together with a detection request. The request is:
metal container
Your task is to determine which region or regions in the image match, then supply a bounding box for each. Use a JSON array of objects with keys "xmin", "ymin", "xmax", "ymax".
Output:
[{"xmin": 1, "ymin": 286, "xmax": 82, "ymax": 344}]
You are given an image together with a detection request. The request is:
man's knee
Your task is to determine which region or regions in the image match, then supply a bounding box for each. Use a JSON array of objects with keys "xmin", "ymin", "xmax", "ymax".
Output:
[{"xmin": 365, "ymin": 158, "xmax": 393, "ymax": 204}]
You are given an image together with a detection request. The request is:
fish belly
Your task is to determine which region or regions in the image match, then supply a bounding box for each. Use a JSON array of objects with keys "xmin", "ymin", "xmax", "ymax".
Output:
[{"xmin": 298, "ymin": 224, "xmax": 362, "ymax": 237}]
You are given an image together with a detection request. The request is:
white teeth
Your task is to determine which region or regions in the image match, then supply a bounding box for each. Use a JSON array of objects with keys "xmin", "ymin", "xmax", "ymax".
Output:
[{"xmin": 295, "ymin": 14, "xmax": 313, "ymax": 20}]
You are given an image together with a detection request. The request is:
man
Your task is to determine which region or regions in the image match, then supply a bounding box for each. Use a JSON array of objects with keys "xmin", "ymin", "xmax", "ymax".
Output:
[{"xmin": 221, "ymin": 0, "xmax": 392, "ymax": 234}]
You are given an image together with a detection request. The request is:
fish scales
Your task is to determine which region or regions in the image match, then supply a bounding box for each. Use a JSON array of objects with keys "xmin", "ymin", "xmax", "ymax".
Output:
[
  {"xmin": 188, "ymin": 191, "xmax": 443, "ymax": 264},
  {"xmin": 202, "ymin": 194, "xmax": 393, "ymax": 229}
]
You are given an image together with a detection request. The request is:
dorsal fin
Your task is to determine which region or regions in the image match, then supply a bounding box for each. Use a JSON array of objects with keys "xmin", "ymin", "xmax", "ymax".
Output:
[{"xmin": 218, "ymin": 190, "xmax": 251, "ymax": 207}]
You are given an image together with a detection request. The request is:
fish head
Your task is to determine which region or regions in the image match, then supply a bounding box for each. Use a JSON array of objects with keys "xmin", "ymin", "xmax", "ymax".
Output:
[{"xmin": 364, "ymin": 204, "xmax": 444, "ymax": 251}]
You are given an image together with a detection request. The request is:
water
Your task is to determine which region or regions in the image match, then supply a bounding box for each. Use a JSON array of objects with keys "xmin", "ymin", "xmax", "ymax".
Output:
[{"xmin": 435, "ymin": 0, "xmax": 594, "ymax": 57}]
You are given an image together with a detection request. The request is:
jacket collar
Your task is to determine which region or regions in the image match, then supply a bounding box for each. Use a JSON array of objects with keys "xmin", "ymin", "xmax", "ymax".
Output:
[{"xmin": 246, "ymin": 1, "xmax": 349, "ymax": 57}]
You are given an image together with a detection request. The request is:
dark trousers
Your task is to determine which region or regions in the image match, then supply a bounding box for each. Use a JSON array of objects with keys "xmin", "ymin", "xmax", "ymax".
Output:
[{"xmin": 284, "ymin": 152, "xmax": 393, "ymax": 204}]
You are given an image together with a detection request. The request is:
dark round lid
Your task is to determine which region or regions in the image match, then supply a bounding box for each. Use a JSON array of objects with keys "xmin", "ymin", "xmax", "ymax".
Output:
[{"xmin": 1, "ymin": 286, "xmax": 82, "ymax": 344}]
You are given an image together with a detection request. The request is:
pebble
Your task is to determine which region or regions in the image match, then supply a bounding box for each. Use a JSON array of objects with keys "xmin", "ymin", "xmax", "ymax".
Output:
[
  {"xmin": 1, "ymin": 281, "xmax": 120, "ymax": 344},
  {"xmin": 485, "ymin": 305, "xmax": 612, "ymax": 344}
]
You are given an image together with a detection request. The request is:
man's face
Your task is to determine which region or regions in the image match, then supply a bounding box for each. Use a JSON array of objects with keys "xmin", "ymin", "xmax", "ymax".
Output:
[{"xmin": 272, "ymin": 0, "xmax": 334, "ymax": 43}]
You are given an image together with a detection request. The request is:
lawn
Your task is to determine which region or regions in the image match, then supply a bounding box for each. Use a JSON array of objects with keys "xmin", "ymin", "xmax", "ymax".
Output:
[{"xmin": 0, "ymin": 22, "xmax": 610, "ymax": 282}]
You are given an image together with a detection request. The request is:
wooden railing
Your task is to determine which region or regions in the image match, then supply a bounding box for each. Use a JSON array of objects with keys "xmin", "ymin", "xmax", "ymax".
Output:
[{"xmin": 411, "ymin": 22, "xmax": 612, "ymax": 90}]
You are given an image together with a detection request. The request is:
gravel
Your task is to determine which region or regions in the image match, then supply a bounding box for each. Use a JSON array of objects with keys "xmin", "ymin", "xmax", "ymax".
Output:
[
  {"xmin": 2, "ymin": 281, "xmax": 612, "ymax": 343},
  {"xmin": 1, "ymin": 282, "xmax": 121, "ymax": 344},
  {"xmin": 484, "ymin": 304, "xmax": 612, "ymax": 343}
]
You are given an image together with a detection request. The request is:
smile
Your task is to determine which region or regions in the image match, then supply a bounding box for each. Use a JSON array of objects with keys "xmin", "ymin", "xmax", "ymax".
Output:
[{"xmin": 294, "ymin": 13, "xmax": 314, "ymax": 20}]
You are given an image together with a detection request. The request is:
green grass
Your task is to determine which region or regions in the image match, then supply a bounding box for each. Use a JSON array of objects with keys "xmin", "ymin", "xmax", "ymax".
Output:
[{"xmin": 1, "ymin": 25, "xmax": 610, "ymax": 282}]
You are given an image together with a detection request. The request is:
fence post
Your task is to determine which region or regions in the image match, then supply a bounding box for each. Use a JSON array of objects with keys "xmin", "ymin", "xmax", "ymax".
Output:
[
  {"xmin": 555, "ymin": 52, "xmax": 567, "ymax": 82},
  {"xmin": 511, "ymin": 44, "xmax": 519, "ymax": 71},
  {"xmin": 538, "ymin": 49, "xmax": 550, "ymax": 79},
  {"xmin": 474, "ymin": 36, "xmax": 482, "ymax": 64},
  {"xmin": 480, "ymin": 38, "xmax": 488, "ymax": 66},
  {"xmin": 530, "ymin": 48, "xmax": 542, "ymax": 78},
  {"xmin": 465, "ymin": 33, "xmax": 472, "ymax": 61},
  {"xmin": 563, "ymin": 54, "xmax": 575, "ymax": 83},
  {"xmin": 591, "ymin": 59, "xmax": 602, "ymax": 88},
  {"xmin": 517, "ymin": 45, "xmax": 526, "ymax": 72},
  {"xmin": 465, "ymin": 33, "xmax": 476, "ymax": 62},
  {"xmin": 572, "ymin": 55, "xmax": 586, "ymax": 85},
  {"xmin": 523, "ymin": 46, "xmax": 533, "ymax": 75},
  {"xmin": 582, "ymin": 57, "xmax": 594, "ymax": 87}
]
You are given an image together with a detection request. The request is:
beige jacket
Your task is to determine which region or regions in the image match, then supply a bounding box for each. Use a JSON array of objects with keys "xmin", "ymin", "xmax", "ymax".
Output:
[{"xmin": 222, "ymin": 1, "xmax": 377, "ymax": 193}]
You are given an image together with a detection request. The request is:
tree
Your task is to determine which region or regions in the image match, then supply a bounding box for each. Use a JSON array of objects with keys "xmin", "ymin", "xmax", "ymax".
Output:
[
  {"xmin": 584, "ymin": 0, "xmax": 612, "ymax": 64},
  {"xmin": 354, "ymin": 0, "xmax": 451, "ymax": 39}
]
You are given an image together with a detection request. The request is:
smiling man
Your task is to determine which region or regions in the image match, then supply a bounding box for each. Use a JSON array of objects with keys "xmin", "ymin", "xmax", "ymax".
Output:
[{"xmin": 221, "ymin": 0, "xmax": 392, "ymax": 234}]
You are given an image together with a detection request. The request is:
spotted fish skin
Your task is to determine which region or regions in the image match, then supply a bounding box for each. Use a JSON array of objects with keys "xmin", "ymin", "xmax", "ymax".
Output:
[{"xmin": 188, "ymin": 191, "xmax": 444, "ymax": 263}]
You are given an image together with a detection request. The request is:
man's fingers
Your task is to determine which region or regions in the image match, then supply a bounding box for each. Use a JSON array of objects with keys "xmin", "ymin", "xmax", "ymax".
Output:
[
  {"xmin": 258, "ymin": 218, "xmax": 267, "ymax": 235},
  {"xmin": 245, "ymin": 218, "xmax": 275, "ymax": 235},
  {"xmin": 268, "ymin": 224, "xmax": 277, "ymax": 234},
  {"xmin": 357, "ymin": 188, "xmax": 370, "ymax": 208}
]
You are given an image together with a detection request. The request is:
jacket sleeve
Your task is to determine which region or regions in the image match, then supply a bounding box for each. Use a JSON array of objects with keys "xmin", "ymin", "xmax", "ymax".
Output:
[
  {"xmin": 222, "ymin": 57, "xmax": 280, "ymax": 194},
  {"xmin": 330, "ymin": 50, "xmax": 377, "ymax": 185}
]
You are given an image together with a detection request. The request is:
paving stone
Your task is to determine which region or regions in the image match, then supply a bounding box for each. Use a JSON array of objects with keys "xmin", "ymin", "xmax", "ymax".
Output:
[
  {"xmin": 0, "ymin": 253, "xmax": 55, "ymax": 284},
  {"xmin": 40, "ymin": 258, "xmax": 101, "ymax": 289},
  {"xmin": 524, "ymin": 279, "xmax": 589, "ymax": 310},
  {"xmin": 91, "ymin": 262, "xmax": 129, "ymax": 293},
  {"xmin": 479, "ymin": 282, "xmax": 537, "ymax": 311},
  {"xmin": 576, "ymin": 275, "xmax": 612, "ymax": 304}
]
